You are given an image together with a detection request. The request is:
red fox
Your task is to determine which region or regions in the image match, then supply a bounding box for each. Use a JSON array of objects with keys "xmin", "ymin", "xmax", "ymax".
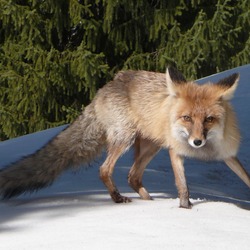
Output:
[{"xmin": 0, "ymin": 67, "xmax": 249, "ymax": 208}]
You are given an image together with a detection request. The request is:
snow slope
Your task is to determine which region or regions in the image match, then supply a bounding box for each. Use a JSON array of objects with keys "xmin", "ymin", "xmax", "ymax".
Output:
[{"xmin": 1, "ymin": 65, "xmax": 250, "ymax": 250}]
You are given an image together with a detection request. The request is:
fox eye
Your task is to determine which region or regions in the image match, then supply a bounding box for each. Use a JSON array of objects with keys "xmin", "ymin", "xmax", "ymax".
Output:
[
  {"xmin": 205, "ymin": 116, "xmax": 214, "ymax": 123},
  {"xmin": 182, "ymin": 115, "xmax": 192, "ymax": 122}
]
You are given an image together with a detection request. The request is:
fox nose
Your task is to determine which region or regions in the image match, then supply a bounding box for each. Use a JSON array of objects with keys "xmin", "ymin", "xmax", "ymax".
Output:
[{"xmin": 193, "ymin": 139, "xmax": 202, "ymax": 146}]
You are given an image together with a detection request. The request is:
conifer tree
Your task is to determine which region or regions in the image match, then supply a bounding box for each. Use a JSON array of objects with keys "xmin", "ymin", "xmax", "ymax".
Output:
[
  {"xmin": 0, "ymin": 0, "xmax": 109, "ymax": 139},
  {"xmin": 0, "ymin": 0, "xmax": 249, "ymax": 140}
]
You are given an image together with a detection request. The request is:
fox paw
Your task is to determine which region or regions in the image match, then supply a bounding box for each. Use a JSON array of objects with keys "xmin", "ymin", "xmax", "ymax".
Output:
[
  {"xmin": 179, "ymin": 200, "xmax": 193, "ymax": 209},
  {"xmin": 111, "ymin": 191, "xmax": 132, "ymax": 203}
]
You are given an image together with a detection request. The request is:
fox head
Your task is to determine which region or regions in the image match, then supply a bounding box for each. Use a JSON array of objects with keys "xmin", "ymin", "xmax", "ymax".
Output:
[{"xmin": 166, "ymin": 67, "xmax": 239, "ymax": 151}]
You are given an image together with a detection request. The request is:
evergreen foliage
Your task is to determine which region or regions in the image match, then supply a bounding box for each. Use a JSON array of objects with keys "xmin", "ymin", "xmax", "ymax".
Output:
[{"xmin": 0, "ymin": 0, "xmax": 249, "ymax": 139}]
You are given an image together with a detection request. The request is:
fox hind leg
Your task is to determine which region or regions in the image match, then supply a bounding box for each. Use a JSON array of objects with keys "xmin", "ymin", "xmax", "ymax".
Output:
[
  {"xmin": 100, "ymin": 143, "xmax": 132, "ymax": 203},
  {"xmin": 128, "ymin": 137, "xmax": 160, "ymax": 200}
]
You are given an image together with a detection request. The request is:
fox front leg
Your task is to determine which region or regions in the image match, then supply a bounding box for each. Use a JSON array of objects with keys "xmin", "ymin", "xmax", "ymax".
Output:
[
  {"xmin": 169, "ymin": 148, "xmax": 192, "ymax": 209},
  {"xmin": 224, "ymin": 156, "xmax": 250, "ymax": 188}
]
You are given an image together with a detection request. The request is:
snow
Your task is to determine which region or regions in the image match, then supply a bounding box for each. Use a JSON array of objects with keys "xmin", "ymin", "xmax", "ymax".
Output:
[
  {"xmin": 1, "ymin": 197, "xmax": 249, "ymax": 250},
  {"xmin": 1, "ymin": 65, "xmax": 250, "ymax": 250}
]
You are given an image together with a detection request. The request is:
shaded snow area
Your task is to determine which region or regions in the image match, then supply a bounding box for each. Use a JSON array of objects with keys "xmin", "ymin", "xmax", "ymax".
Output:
[{"xmin": 1, "ymin": 65, "xmax": 250, "ymax": 250}]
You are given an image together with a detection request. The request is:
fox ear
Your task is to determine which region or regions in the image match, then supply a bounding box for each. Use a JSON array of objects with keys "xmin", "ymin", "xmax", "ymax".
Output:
[
  {"xmin": 216, "ymin": 73, "xmax": 239, "ymax": 100},
  {"xmin": 166, "ymin": 67, "xmax": 187, "ymax": 96}
]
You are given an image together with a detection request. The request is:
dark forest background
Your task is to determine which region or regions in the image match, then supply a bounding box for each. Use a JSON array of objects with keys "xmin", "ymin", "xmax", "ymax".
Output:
[{"xmin": 0, "ymin": 0, "xmax": 249, "ymax": 140}]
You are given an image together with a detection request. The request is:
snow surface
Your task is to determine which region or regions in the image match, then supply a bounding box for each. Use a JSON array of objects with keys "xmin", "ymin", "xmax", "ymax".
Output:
[{"xmin": 1, "ymin": 65, "xmax": 250, "ymax": 250}]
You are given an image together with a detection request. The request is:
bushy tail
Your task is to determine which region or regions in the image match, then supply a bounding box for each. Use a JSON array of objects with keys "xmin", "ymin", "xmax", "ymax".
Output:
[{"xmin": 0, "ymin": 104, "xmax": 105, "ymax": 199}]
